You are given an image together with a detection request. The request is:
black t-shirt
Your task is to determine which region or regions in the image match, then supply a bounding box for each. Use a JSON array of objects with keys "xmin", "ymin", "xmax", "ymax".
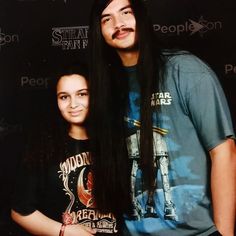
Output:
[{"xmin": 12, "ymin": 137, "xmax": 118, "ymax": 234}]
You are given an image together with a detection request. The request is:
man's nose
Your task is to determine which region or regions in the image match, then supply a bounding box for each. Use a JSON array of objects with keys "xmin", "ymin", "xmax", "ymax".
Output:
[{"xmin": 113, "ymin": 15, "xmax": 125, "ymax": 29}]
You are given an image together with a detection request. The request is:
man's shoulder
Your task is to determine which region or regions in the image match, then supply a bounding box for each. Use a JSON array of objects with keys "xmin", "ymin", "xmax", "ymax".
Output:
[{"xmin": 162, "ymin": 49, "xmax": 211, "ymax": 74}]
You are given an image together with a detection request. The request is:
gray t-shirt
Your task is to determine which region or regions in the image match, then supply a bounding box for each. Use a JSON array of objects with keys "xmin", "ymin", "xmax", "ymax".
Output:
[{"xmin": 124, "ymin": 52, "xmax": 235, "ymax": 236}]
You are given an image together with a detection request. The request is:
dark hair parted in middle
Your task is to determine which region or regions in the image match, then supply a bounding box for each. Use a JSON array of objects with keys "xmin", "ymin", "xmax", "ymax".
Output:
[{"xmin": 88, "ymin": 0, "xmax": 165, "ymax": 217}]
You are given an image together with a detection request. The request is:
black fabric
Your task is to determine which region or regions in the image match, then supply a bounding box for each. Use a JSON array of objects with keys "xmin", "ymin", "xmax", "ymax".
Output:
[
  {"xmin": 11, "ymin": 137, "xmax": 118, "ymax": 234},
  {"xmin": 11, "ymin": 138, "xmax": 90, "ymax": 220}
]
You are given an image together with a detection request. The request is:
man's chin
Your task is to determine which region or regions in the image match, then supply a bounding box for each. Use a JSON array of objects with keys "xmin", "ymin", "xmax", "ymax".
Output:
[{"xmin": 116, "ymin": 44, "xmax": 138, "ymax": 52}]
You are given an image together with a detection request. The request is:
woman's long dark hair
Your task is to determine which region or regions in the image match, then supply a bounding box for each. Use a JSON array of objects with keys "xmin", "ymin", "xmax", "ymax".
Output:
[
  {"xmin": 88, "ymin": 0, "xmax": 165, "ymax": 216},
  {"xmin": 23, "ymin": 63, "xmax": 89, "ymax": 168}
]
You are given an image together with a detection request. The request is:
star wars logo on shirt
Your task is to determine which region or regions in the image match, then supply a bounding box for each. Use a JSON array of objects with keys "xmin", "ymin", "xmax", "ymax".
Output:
[
  {"xmin": 58, "ymin": 152, "xmax": 117, "ymax": 233},
  {"xmin": 52, "ymin": 26, "xmax": 88, "ymax": 50},
  {"xmin": 151, "ymin": 92, "xmax": 172, "ymax": 106}
]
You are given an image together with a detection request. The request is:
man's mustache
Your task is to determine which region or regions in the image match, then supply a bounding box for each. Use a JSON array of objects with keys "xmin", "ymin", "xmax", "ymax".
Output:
[{"xmin": 112, "ymin": 28, "xmax": 134, "ymax": 39}]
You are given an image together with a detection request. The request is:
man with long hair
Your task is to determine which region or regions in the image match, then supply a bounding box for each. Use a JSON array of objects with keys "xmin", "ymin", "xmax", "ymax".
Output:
[{"xmin": 88, "ymin": 0, "xmax": 236, "ymax": 235}]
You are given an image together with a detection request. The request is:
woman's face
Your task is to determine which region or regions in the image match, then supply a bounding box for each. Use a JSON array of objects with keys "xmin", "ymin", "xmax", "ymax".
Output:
[{"xmin": 57, "ymin": 74, "xmax": 89, "ymax": 126}]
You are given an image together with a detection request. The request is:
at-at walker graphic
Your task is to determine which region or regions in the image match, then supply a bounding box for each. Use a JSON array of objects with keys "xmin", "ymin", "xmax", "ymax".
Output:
[{"xmin": 125, "ymin": 118, "xmax": 177, "ymax": 221}]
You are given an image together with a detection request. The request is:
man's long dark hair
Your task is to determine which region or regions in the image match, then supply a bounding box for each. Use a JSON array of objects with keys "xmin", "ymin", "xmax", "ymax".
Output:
[{"xmin": 88, "ymin": 0, "xmax": 165, "ymax": 216}]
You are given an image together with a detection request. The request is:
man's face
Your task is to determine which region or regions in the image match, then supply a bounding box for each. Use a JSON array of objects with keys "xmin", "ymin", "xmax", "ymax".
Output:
[{"xmin": 100, "ymin": 0, "xmax": 137, "ymax": 51}]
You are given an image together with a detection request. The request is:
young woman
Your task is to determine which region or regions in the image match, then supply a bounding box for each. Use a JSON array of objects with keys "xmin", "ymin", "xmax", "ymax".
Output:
[{"xmin": 11, "ymin": 64, "xmax": 118, "ymax": 236}]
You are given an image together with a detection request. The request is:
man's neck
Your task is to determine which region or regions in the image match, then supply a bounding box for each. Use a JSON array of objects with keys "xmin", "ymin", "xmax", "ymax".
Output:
[{"xmin": 117, "ymin": 50, "xmax": 139, "ymax": 67}]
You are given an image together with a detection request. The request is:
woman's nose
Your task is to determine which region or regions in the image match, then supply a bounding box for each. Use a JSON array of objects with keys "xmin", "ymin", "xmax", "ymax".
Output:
[{"xmin": 70, "ymin": 97, "xmax": 79, "ymax": 108}]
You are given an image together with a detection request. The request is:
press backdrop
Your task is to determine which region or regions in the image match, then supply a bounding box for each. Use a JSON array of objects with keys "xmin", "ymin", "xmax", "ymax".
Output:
[{"xmin": 0, "ymin": 0, "xmax": 235, "ymax": 235}]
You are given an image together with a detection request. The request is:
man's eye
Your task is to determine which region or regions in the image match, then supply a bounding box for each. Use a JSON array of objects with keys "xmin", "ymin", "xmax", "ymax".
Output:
[
  {"xmin": 102, "ymin": 17, "xmax": 111, "ymax": 24},
  {"xmin": 123, "ymin": 10, "xmax": 131, "ymax": 14},
  {"xmin": 122, "ymin": 9, "xmax": 133, "ymax": 15}
]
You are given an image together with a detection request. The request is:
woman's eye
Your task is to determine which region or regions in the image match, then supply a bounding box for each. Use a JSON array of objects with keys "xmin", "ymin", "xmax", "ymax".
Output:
[
  {"xmin": 78, "ymin": 92, "xmax": 88, "ymax": 97},
  {"xmin": 60, "ymin": 95, "xmax": 68, "ymax": 100}
]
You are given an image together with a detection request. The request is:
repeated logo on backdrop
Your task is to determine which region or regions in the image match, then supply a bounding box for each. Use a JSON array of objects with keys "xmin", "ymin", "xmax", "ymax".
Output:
[
  {"xmin": 0, "ymin": 28, "xmax": 19, "ymax": 50},
  {"xmin": 52, "ymin": 26, "xmax": 89, "ymax": 50},
  {"xmin": 50, "ymin": 16, "xmax": 223, "ymax": 51},
  {"xmin": 0, "ymin": 119, "xmax": 22, "ymax": 139},
  {"xmin": 153, "ymin": 16, "xmax": 222, "ymax": 37},
  {"xmin": 20, "ymin": 76, "xmax": 51, "ymax": 89},
  {"xmin": 225, "ymin": 64, "xmax": 236, "ymax": 76}
]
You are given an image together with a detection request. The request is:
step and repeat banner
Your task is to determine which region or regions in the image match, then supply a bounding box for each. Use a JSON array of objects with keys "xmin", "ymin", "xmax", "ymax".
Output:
[{"xmin": 0, "ymin": 0, "xmax": 235, "ymax": 235}]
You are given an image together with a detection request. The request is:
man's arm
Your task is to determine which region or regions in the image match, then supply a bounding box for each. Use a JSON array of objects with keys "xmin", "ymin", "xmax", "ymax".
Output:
[{"xmin": 210, "ymin": 138, "xmax": 236, "ymax": 236}]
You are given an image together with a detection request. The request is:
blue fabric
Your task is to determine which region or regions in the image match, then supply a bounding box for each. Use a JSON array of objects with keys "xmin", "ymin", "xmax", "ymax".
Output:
[{"xmin": 123, "ymin": 52, "xmax": 235, "ymax": 236}]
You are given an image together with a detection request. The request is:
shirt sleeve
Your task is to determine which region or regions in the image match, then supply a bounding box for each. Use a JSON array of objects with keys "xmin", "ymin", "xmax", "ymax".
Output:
[
  {"xmin": 11, "ymin": 160, "xmax": 40, "ymax": 216},
  {"xmin": 178, "ymin": 55, "xmax": 235, "ymax": 150}
]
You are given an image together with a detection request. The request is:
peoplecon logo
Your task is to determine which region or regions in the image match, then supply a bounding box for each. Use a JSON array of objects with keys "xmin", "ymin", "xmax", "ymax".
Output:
[
  {"xmin": 225, "ymin": 64, "xmax": 236, "ymax": 75},
  {"xmin": 20, "ymin": 76, "xmax": 51, "ymax": 89},
  {"xmin": 0, "ymin": 28, "xmax": 19, "ymax": 49},
  {"xmin": 52, "ymin": 26, "xmax": 89, "ymax": 50},
  {"xmin": 153, "ymin": 16, "xmax": 222, "ymax": 37}
]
